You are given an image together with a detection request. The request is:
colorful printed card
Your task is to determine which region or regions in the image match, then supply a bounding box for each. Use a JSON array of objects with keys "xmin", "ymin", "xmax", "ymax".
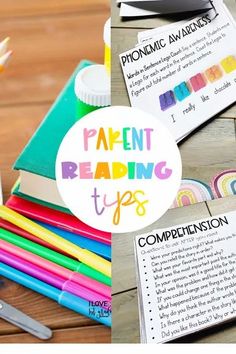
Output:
[
  {"xmin": 119, "ymin": 1, "xmax": 236, "ymax": 142},
  {"xmin": 134, "ymin": 210, "xmax": 236, "ymax": 343}
]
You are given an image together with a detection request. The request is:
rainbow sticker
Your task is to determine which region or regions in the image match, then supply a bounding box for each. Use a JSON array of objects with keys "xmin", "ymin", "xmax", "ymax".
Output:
[
  {"xmin": 210, "ymin": 169, "xmax": 236, "ymax": 198},
  {"xmin": 171, "ymin": 178, "xmax": 214, "ymax": 208}
]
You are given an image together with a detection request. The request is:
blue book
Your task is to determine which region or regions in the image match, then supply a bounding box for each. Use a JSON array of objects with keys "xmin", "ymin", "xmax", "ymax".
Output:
[{"xmin": 36, "ymin": 221, "xmax": 111, "ymax": 261}]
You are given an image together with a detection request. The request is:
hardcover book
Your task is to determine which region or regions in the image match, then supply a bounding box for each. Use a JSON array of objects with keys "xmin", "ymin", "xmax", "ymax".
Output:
[{"xmin": 14, "ymin": 60, "xmax": 93, "ymax": 208}]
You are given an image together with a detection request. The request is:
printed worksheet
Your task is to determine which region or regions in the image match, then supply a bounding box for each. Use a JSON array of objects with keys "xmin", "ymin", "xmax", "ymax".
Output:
[
  {"xmin": 134, "ymin": 210, "xmax": 236, "ymax": 343},
  {"xmin": 120, "ymin": 1, "xmax": 236, "ymax": 141}
]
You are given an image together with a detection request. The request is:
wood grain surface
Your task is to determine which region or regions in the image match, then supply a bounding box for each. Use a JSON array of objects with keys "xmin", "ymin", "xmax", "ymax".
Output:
[
  {"xmin": 0, "ymin": 0, "xmax": 110, "ymax": 343},
  {"xmin": 111, "ymin": 0, "xmax": 236, "ymax": 344}
]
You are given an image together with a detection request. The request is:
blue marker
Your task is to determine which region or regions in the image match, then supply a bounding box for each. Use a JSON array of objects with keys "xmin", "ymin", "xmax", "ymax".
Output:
[
  {"xmin": 174, "ymin": 82, "xmax": 191, "ymax": 102},
  {"xmin": 0, "ymin": 263, "xmax": 111, "ymax": 327},
  {"xmin": 35, "ymin": 221, "xmax": 111, "ymax": 261}
]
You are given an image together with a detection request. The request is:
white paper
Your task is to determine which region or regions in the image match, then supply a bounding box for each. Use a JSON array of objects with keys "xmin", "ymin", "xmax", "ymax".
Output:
[
  {"xmin": 136, "ymin": 1, "xmax": 223, "ymax": 43},
  {"xmin": 120, "ymin": 3, "xmax": 160, "ymax": 17},
  {"xmin": 134, "ymin": 210, "xmax": 236, "ymax": 343},
  {"xmin": 138, "ymin": 19, "xmax": 189, "ymax": 44},
  {"xmin": 119, "ymin": 0, "xmax": 211, "ymax": 18},
  {"xmin": 119, "ymin": 1, "xmax": 236, "ymax": 142}
]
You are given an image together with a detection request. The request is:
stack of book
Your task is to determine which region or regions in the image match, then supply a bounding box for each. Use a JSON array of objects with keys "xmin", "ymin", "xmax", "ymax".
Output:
[{"xmin": 0, "ymin": 60, "xmax": 111, "ymax": 325}]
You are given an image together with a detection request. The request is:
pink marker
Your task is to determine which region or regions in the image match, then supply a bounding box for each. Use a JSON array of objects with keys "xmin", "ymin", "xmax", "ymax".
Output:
[
  {"xmin": 0, "ymin": 239, "xmax": 110, "ymax": 299},
  {"xmin": 0, "ymin": 248, "xmax": 111, "ymax": 309}
]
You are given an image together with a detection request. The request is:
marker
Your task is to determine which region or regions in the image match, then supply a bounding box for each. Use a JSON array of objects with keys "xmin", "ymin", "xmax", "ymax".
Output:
[
  {"xmin": 0, "ymin": 247, "xmax": 110, "ymax": 308},
  {"xmin": 0, "ymin": 37, "xmax": 10, "ymax": 56},
  {"xmin": 0, "ymin": 219, "xmax": 72, "ymax": 257},
  {"xmin": 37, "ymin": 221, "xmax": 111, "ymax": 261},
  {"xmin": 0, "ymin": 228, "xmax": 111, "ymax": 287},
  {"xmin": 0, "ymin": 50, "xmax": 13, "ymax": 73},
  {"xmin": 0, "ymin": 263, "xmax": 111, "ymax": 327},
  {"xmin": 0, "ymin": 218, "xmax": 111, "ymax": 260},
  {"xmin": 0, "ymin": 238, "xmax": 111, "ymax": 298},
  {"xmin": 0, "ymin": 205, "xmax": 111, "ymax": 277}
]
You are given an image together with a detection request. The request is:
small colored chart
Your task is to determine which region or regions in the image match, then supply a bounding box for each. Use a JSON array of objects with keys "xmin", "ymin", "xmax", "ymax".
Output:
[{"xmin": 159, "ymin": 55, "xmax": 236, "ymax": 111}]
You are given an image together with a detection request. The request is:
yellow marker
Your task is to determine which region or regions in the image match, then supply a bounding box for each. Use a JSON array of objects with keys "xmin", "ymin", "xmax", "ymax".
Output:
[
  {"xmin": 221, "ymin": 55, "xmax": 236, "ymax": 74},
  {"xmin": 0, "ymin": 37, "xmax": 10, "ymax": 56},
  {"xmin": 0, "ymin": 50, "xmax": 13, "ymax": 73},
  {"xmin": 0, "ymin": 205, "xmax": 111, "ymax": 277}
]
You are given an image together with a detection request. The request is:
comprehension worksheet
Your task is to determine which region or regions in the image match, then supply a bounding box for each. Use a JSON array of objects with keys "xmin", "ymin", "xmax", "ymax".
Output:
[{"xmin": 134, "ymin": 210, "xmax": 236, "ymax": 343}]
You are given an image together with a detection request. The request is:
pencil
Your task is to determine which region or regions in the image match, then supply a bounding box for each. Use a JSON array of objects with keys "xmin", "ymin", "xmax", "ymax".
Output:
[
  {"xmin": 0, "ymin": 50, "xmax": 13, "ymax": 73},
  {"xmin": 0, "ymin": 37, "xmax": 10, "ymax": 56}
]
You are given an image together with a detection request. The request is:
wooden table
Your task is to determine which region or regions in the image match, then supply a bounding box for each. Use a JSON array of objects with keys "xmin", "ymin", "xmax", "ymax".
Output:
[
  {"xmin": 111, "ymin": 0, "xmax": 236, "ymax": 343},
  {"xmin": 0, "ymin": 0, "xmax": 110, "ymax": 343}
]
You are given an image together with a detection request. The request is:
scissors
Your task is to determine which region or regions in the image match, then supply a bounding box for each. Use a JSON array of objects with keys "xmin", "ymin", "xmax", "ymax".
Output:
[{"xmin": 0, "ymin": 297, "xmax": 52, "ymax": 340}]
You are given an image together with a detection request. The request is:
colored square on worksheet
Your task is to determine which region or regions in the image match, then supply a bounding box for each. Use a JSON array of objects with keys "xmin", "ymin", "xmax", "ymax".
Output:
[
  {"xmin": 205, "ymin": 65, "xmax": 223, "ymax": 83},
  {"xmin": 174, "ymin": 82, "xmax": 191, "ymax": 101},
  {"xmin": 159, "ymin": 90, "xmax": 176, "ymax": 111},
  {"xmin": 189, "ymin": 73, "xmax": 206, "ymax": 92},
  {"xmin": 221, "ymin": 55, "xmax": 236, "ymax": 74}
]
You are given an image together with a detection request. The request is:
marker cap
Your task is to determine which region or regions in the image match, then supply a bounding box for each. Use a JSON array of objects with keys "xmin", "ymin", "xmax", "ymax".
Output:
[{"xmin": 74, "ymin": 64, "xmax": 110, "ymax": 107}]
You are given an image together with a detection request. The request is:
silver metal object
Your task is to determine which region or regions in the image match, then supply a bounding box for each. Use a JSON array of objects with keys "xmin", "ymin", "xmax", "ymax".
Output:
[{"xmin": 0, "ymin": 299, "xmax": 52, "ymax": 340}]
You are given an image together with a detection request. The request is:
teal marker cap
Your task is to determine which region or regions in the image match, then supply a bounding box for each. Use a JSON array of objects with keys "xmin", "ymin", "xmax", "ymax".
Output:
[{"xmin": 74, "ymin": 64, "xmax": 110, "ymax": 121}]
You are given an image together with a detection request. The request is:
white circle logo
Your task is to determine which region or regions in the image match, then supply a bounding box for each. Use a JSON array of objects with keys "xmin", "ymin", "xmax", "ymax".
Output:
[{"xmin": 56, "ymin": 106, "xmax": 182, "ymax": 233}]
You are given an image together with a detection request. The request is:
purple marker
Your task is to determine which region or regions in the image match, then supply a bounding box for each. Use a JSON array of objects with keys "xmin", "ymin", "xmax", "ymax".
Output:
[{"xmin": 0, "ymin": 249, "xmax": 110, "ymax": 309}]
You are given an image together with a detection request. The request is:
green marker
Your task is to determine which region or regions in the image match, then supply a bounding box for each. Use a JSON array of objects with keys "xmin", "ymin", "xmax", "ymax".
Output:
[
  {"xmin": 74, "ymin": 64, "xmax": 110, "ymax": 121},
  {"xmin": 0, "ymin": 228, "xmax": 111, "ymax": 286}
]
